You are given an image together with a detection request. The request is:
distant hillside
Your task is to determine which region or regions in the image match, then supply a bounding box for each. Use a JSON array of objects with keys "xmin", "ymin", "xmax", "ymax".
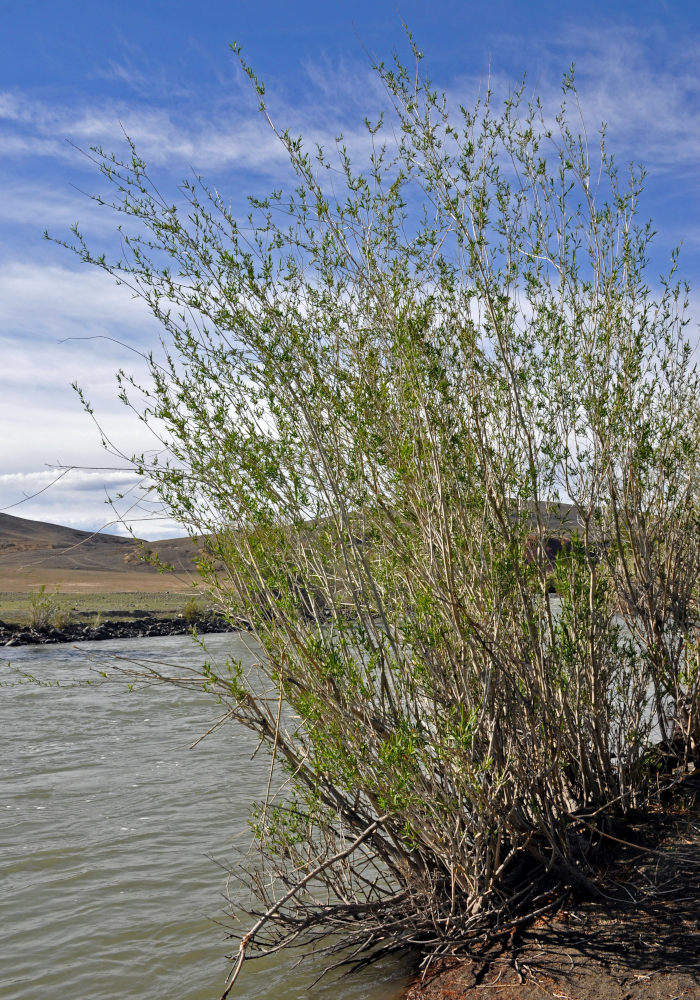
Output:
[
  {"xmin": 0, "ymin": 502, "xmax": 581, "ymax": 594},
  {"xmin": 0, "ymin": 513, "xmax": 204, "ymax": 592}
]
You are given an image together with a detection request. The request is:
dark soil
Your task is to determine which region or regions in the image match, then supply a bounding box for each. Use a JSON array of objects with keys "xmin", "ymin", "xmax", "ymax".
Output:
[{"xmin": 407, "ymin": 776, "xmax": 700, "ymax": 1000}]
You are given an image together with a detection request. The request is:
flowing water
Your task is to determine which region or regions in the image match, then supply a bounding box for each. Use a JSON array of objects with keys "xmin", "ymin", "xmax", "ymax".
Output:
[{"xmin": 1, "ymin": 633, "xmax": 409, "ymax": 1000}]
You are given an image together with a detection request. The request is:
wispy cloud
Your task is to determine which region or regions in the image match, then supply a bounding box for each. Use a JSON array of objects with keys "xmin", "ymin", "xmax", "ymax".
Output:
[
  {"xmin": 0, "ymin": 181, "xmax": 117, "ymax": 234},
  {"xmin": 0, "ymin": 90, "xmax": 297, "ymax": 175},
  {"xmin": 434, "ymin": 24, "xmax": 700, "ymax": 181},
  {"xmin": 0, "ymin": 47, "xmax": 392, "ymax": 182},
  {"xmin": 520, "ymin": 26, "xmax": 700, "ymax": 174},
  {"xmin": 0, "ymin": 88, "xmax": 285, "ymax": 173}
]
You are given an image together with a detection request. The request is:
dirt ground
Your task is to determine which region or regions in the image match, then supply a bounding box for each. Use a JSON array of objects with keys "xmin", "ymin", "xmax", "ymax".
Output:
[
  {"xmin": 0, "ymin": 569, "xmax": 198, "ymax": 594},
  {"xmin": 407, "ymin": 778, "xmax": 700, "ymax": 1000}
]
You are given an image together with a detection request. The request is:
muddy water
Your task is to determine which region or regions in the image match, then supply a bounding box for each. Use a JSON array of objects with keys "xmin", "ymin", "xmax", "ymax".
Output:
[{"xmin": 1, "ymin": 633, "xmax": 409, "ymax": 999}]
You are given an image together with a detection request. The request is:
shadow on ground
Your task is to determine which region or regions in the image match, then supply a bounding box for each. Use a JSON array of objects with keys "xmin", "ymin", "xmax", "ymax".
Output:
[{"xmin": 408, "ymin": 775, "xmax": 700, "ymax": 1000}]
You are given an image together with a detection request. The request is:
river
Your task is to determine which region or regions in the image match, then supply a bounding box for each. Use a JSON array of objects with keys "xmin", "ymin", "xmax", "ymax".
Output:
[{"xmin": 1, "ymin": 632, "xmax": 409, "ymax": 1000}]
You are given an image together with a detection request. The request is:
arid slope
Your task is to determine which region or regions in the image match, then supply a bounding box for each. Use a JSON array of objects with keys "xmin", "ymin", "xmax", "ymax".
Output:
[{"xmin": 0, "ymin": 512, "xmax": 202, "ymax": 592}]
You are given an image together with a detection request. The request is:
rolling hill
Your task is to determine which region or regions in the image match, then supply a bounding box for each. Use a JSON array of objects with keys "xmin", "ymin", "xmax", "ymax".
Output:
[{"xmin": 0, "ymin": 512, "xmax": 203, "ymax": 592}]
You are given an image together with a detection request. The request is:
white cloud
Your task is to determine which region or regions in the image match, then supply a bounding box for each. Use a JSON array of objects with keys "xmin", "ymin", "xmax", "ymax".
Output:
[
  {"xmin": 0, "ymin": 88, "xmax": 294, "ymax": 174},
  {"xmin": 0, "ymin": 52, "xmax": 391, "ymax": 183},
  {"xmin": 0, "ymin": 469, "xmax": 182, "ymax": 538},
  {"xmin": 0, "ymin": 260, "xmax": 164, "ymax": 522},
  {"xmin": 0, "ymin": 182, "xmax": 114, "ymax": 234},
  {"xmin": 0, "ymin": 258, "xmax": 178, "ymax": 534},
  {"xmin": 0, "ymin": 260, "xmax": 157, "ymax": 343}
]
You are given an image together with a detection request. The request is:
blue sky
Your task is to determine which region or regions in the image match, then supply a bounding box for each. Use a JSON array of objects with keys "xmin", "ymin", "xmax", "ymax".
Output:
[{"xmin": 1, "ymin": 0, "xmax": 699, "ymax": 537}]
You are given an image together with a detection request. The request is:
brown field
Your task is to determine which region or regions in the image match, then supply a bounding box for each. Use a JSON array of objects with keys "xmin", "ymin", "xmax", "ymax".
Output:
[
  {"xmin": 0, "ymin": 568, "xmax": 199, "ymax": 594},
  {"xmin": 0, "ymin": 511, "xmax": 212, "ymax": 623}
]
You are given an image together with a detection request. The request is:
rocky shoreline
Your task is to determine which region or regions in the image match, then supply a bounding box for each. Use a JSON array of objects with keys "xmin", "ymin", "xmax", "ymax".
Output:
[{"xmin": 0, "ymin": 612, "xmax": 243, "ymax": 646}]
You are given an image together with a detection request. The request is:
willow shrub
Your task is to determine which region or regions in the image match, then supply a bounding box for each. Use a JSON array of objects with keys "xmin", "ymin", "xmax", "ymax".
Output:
[{"xmin": 56, "ymin": 47, "xmax": 700, "ymax": 987}]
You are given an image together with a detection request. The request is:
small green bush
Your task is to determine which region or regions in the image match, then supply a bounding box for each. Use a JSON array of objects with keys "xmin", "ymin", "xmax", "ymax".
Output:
[
  {"xmin": 181, "ymin": 596, "xmax": 204, "ymax": 623},
  {"xmin": 28, "ymin": 586, "xmax": 72, "ymax": 630}
]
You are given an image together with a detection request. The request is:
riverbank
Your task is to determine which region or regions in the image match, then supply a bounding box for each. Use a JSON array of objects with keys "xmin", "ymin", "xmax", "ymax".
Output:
[
  {"xmin": 406, "ymin": 777, "xmax": 700, "ymax": 1000},
  {"xmin": 0, "ymin": 611, "xmax": 243, "ymax": 646}
]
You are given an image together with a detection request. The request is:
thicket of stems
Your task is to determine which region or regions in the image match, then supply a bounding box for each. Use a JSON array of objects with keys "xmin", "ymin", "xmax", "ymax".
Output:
[{"xmin": 56, "ymin": 46, "xmax": 700, "ymax": 989}]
